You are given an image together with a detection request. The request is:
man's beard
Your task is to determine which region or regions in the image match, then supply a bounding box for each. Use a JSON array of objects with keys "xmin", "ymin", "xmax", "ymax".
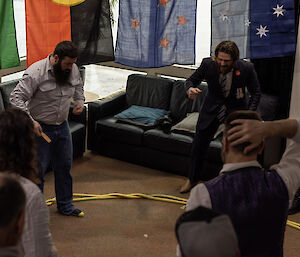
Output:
[
  {"xmin": 53, "ymin": 62, "xmax": 71, "ymax": 85},
  {"xmin": 217, "ymin": 63, "xmax": 233, "ymax": 74}
]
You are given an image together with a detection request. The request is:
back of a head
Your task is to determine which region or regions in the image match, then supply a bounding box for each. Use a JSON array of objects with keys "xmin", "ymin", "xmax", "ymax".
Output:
[
  {"xmin": 214, "ymin": 40, "xmax": 240, "ymax": 62},
  {"xmin": 0, "ymin": 173, "xmax": 26, "ymax": 229},
  {"xmin": 53, "ymin": 41, "xmax": 78, "ymax": 60},
  {"xmin": 0, "ymin": 108, "xmax": 37, "ymax": 181},
  {"xmin": 224, "ymin": 110, "xmax": 262, "ymax": 155},
  {"xmin": 176, "ymin": 206, "xmax": 239, "ymax": 257}
]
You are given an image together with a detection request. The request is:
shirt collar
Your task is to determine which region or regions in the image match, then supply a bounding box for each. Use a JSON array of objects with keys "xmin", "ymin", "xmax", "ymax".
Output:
[
  {"xmin": 219, "ymin": 160, "xmax": 262, "ymax": 174},
  {"xmin": 46, "ymin": 54, "xmax": 53, "ymax": 72}
]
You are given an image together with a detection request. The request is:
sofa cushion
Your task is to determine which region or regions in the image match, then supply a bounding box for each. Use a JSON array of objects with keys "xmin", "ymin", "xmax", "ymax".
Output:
[
  {"xmin": 69, "ymin": 121, "xmax": 86, "ymax": 159},
  {"xmin": 0, "ymin": 92, "xmax": 4, "ymax": 111},
  {"xmin": 169, "ymin": 80, "xmax": 189, "ymax": 123},
  {"xmin": 143, "ymin": 129, "xmax": 193, "ymax": 156},
  {"xmin": 126, "ymin": 74, "xmax": 173, "ymax": 109},
  {"xmin": 114, "ymin": 105, "xmax": 169, "ymax": 127},
  {"xmin": 171, "ymin": 112, "xmax": 199, "ymax": 136},
  {"xmin": 257, "ymin": 93, "xmax": 280, "ymax": 121},
  {"xmin": 205, "ymin": 139, "xmax": 222, "ymax": 162},
  {"xmin": 95, "ymin": 117, "xmax": 144, "ymax": 146},
  {"xmin": 0, "ymin": 79, "xmax": 19, "ymax": 108}
]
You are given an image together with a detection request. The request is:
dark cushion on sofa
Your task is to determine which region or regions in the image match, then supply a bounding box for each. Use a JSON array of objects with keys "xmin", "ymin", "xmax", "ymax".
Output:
[
  {"xmin": 169, "ymin": 80, "xmax": 189, "ymax": 123},
  {"xmin": 95, "ymin": 117, "xmax": 144, "ymax": 146},
  {"xmin": 126, "ymin": 74, "xmax": 173, "ymax": 109},
  {"xmin": 69, "ymin": 121, "xmax": 86, "ymax": 159},
  {"xmin": 0, "ymin": 79, "xmax": 19, "ymax": 109},
  {"xmin": 115, "ymin": 105, "xmax": 169, "ymax": 127},
  {"xmin": 143, "ymin": 129, "xmax": 193, "ymax": 156},
  {"xmin": 257, "ymin": 93, "xmax": 280, "ymax": 121},
  {"xmin": 0, "ymin": 92, "xmax": 4, "ymax": 111},
  {"xmin": 205, "ymin": 139, "xmax": 222, "ymax": 162}
]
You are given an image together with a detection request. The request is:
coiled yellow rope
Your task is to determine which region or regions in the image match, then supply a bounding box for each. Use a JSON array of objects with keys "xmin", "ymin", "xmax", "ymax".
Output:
[{"xmin": 46, "ymin": 192, "xmax": 300, "ymax": 230}]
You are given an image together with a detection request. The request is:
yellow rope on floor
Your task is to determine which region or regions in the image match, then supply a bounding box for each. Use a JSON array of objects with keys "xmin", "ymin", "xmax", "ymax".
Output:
[
  {"xmin": 46, "ymin": 192, "xmax": 187, "ymax": 206},
  {"xmin": 46, "ymin": 192, "xmax": 300, "ymax": 230},
  {"xmin": 287, "ymin": 220, "xmax": 300, "ymax": 230}
]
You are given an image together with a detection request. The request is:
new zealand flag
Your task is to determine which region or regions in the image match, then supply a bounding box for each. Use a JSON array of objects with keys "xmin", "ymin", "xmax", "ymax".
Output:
[{"xmin": 115, "ymin": 0, "xmax": 196, "ymax": 68}]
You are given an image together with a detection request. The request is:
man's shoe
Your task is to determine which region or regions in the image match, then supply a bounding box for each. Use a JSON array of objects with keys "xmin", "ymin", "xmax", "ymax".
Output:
[
  {"xmin": 70, "ymin": 209, "xmax": 84, "ymax": 217},
  {"xmin": 288, "ymin": 196, "xmax": 300, "ymax": 215},
  {"xmin": 59, "ymin": 208, "xmax": 85, "ymax": 217},
  {"xmin": 180, "ymin": 179, "xmax": 195, "ymax": 194}
]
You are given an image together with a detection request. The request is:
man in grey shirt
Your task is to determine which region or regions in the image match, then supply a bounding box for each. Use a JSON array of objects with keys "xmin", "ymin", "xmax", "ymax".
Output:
[{"xmin": 11, "ymin": 41, "xmax": 85, "ymax": 217}]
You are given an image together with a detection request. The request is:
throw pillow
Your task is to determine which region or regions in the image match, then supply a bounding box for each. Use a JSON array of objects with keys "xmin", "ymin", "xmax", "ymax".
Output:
[
  {"xmin": 115, "ymin": 105, "xmax": 169, "ymax": 128},
  {"xmin": 171, "ymin": 112, "xmax": 199, "ymax": 136}
]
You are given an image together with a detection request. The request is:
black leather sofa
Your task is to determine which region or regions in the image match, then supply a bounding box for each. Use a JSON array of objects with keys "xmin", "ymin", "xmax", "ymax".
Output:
[
  {"xmin": 0, "ymin": 79, "xmax": 86, "ymax": 159},
  {"xmin": 87, "ymin": 74, "xmax": 280, "ymax": 179}
]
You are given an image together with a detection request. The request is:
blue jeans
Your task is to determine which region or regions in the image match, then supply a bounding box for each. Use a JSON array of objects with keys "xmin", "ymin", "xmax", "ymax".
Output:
[{"xmin": 37, "ymin": 121, "xmax": 75, "ymax": 214}]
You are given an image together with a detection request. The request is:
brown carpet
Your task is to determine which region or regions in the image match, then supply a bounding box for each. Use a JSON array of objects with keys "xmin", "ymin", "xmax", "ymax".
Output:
[{"xmin": 44, "ymin": 151, "xmax": 300, "ymax": 257}]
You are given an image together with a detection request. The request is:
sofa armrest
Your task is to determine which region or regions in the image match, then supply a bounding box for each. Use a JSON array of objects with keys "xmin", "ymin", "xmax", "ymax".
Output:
[
  {"xmin": 68, "ymin": 103, "xmax": 87, "ymax": 126},
  {"xmin": 87, "ymin": 92, "xmax": 126, "ymax": 150}
]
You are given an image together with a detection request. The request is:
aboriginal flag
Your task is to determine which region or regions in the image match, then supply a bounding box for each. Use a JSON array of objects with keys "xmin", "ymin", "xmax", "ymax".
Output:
[{"xmin": 25, "ymin": 0, "xmax": 114, "ymax": 67}]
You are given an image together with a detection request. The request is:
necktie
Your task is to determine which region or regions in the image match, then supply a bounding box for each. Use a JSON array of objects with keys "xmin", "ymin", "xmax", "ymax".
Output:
[
  {"xmin": 217, "ymin": 74, "xmax": 227, "ymax": 122},
  {"xmin": 220, "ymin": 73, "xmax": 229, "ymax": 97}
]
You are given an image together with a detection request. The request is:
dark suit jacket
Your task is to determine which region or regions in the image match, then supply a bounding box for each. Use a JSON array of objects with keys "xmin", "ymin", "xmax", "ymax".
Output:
[{"xmin": 185, "ymin": 57, "xmax": 261, "ymax": 129}]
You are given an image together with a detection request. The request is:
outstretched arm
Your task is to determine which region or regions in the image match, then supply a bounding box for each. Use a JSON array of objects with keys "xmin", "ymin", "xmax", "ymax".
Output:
[{"xmin": 185, "ymin": 59, "xmax": 207, "ymax": 99}]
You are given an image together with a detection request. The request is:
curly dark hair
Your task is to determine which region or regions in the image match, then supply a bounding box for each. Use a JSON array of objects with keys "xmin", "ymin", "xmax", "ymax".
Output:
[
  {"xmin": 0, "ymin": 108, "xmax": 38, "ymax": 182},
  {"xmin": 214, "ymin": 40, "xmax": 240, "ymax": 62},
  {"xmin": 53, "ymin": 41, "xmax": 78, "ymax": 60}
]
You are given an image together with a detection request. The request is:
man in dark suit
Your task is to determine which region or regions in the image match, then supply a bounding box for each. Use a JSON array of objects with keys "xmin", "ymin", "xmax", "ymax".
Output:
[{"xmin": 180, "ymin": 40, "xmax": 261, "ymax": 193}]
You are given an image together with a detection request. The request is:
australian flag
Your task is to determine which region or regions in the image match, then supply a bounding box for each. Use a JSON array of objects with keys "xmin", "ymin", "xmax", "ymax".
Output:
[
  {"xmin": 115, "ymin": 0, "xmax": 196, "ymax": 68},
  {"xmin": 211, "ymin": 0, "xmax": 296, "ymax": 59}
]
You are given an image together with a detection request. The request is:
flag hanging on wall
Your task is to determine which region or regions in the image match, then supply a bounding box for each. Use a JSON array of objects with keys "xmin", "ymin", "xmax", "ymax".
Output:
[
  {"xmin": 211, "ymin": 0, "xmax": 296, "ymax": 59},
  {"xmin": 25, "ymin": 0, "xmax": 114, "ymax": 67},
  {"xmin": 0, "ymin": 0, "xmax": 20, "ymax": 69},
  {"xmin": 115, "ymin": 0, "xmax": 197, "ymax": 68}
]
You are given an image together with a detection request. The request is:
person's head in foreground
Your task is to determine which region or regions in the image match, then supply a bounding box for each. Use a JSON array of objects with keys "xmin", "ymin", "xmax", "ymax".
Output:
[
  {"xmin": 0, "ymin": 173, "xmax": 26, "ymax": 248},
  {"xmin": 176, "ymin": 206, "xmax": 240, "ymax": 257},
  {"xmin": 0, "ymin": 108, "xmax": 37, "ymax": 182},
  {"xmin": 222, "ymin": 110, "xmax": 264, "ymax": 163},
  {"xmin": 214, "ymin": 40, "xmax": 239, "ymax": 74},
  {"xmin": 52, "ymin": 40, "xmax": 78, "ymax": 84}
]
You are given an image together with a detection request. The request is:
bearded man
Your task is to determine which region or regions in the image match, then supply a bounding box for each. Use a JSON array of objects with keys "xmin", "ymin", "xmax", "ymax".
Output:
[
  {"xmin": 180, "ymin": 40, "xmax": 261, "ymax": 193},
  {"xmin": 10, "ymin": 41, "xmax": 85, "ymax": 217}
]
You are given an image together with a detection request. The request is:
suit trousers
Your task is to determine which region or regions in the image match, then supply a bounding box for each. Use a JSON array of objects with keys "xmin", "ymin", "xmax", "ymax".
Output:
[{"xmin": 189, "ymin": 116, "xmax": 220, "ymax": 183}]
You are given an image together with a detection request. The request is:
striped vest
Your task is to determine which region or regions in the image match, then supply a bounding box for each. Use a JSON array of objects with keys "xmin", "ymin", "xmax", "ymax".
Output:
[{"xmin": 205, "ymin": 167, "xmax": 289, "ymax": 257}]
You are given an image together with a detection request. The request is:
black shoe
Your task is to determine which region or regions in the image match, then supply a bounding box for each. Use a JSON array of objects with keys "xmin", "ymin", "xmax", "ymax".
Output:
[
  {"xmin": 288, "ymin": 198, "xmax": 300, "ymax": 215},
  {"xmin": 59, "ymin": 208, "xmax": 85, "ymax": 217},
  {"xmin": 288, "ymin": 189, "xmax": 300, "ymax": 215}
]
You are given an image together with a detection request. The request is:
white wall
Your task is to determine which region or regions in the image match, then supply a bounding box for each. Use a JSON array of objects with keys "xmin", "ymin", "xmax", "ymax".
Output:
[{"xmin": 290, "ymin": 18, "xmax": 300, "ymax": 118}]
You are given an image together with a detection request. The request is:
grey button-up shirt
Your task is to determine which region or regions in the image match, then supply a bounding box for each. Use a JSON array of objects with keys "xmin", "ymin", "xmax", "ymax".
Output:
[{"xmin": 10, "ymin": 55, "xmax": 85, "ymax": 125}]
